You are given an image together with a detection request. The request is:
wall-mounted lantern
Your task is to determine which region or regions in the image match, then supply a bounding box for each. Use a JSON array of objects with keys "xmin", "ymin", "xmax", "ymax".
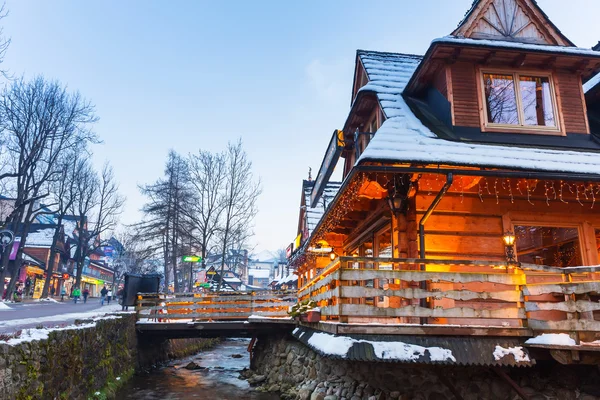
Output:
[
  {"xmin": 502, "ymin": 230, "xmax": 516, "ymax": 263},
  {"xmin": 329, "ymin": 251, "xmax": 336, "ymax": 261}
]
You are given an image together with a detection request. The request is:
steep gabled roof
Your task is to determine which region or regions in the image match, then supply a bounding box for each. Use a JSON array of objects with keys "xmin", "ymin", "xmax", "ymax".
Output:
[
  {"xmin": 303, "ymin": 180, "xmax": 342, "ymax": 237},
  {"xmin": 356, "ymin": 51, "xmax": 600, "ymax": 175},
  {"xmin": 453, "ymin": 0, "xmax": 574, "ymax": 46}
]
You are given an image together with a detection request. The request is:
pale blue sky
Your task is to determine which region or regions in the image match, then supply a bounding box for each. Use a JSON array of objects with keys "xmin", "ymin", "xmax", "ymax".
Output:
[{"xmin": 2, "ymin": 0, "xmax": 599, "ymax": 252}]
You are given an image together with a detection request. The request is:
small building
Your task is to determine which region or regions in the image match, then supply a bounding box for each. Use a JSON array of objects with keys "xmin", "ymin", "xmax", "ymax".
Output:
[{"xmin": 247, "ymin": 268, "xmax": 270, "ymax": 288}]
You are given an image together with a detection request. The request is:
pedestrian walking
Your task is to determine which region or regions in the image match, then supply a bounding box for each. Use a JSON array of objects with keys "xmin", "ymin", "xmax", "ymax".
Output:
[
  {"xmin": 50, "ymin": 286, "xmax": 55, "ymax": 297},
  {"xmin": 100, "ymin": 286, "xmax": 108, "ymax": 306},
  {"xmin": 82, "ymin": 287, "xmax": 89, "ymax": 303},
  {"xmin": 107, "ymin": 289, "xmax": 112, "ymax": 305},
  {"xmin": 60, "ymin": 287, "xmax": 66, "ymax": 301},
  {"xmin": 72, "ymin": 287, "xmax": 81, "ymax": 304}
]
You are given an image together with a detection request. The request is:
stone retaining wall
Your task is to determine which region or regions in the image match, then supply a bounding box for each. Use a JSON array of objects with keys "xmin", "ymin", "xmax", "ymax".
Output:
[
  {"xmin": 0, "ymin": 314, "xmax": 216, "ymax": 400},
  {"xmin": 249, "ymin": 334, "xmax": 600, "ymax": 400}
]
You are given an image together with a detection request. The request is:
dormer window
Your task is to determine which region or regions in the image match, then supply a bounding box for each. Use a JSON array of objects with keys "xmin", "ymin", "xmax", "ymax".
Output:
[{"xmin": 481, "ymin": 70, "xmax": 561, "ymax": 134}]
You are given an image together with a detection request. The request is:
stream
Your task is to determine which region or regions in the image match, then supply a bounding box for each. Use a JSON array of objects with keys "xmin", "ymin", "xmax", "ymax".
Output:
[{"xmin": 116, "ymin": 339, "xmax": 280, "ymax": 400}]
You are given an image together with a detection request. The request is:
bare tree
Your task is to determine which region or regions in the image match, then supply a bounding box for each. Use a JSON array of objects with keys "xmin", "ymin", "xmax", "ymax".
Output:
[
  {"xmin": 39, "ymin": 151, "xmax": 84, "ymax": 298},
  {"xmin": 0, "ymin": 77, "xmax": 97, "ymax": 297},
  {"xmin": 111, "ymin": 230, "xmax": 156, "ymax": 289},
  {"xmin": 217, "ymin": 140, "xmax": 261, "ymax": 291},
  {"xmin": 71, "ymin": 162, "xmax": 124, "ymax": 289},
  {"xmin": 187, "ymin": 150, "xmax": 226, "ymax": 269}
]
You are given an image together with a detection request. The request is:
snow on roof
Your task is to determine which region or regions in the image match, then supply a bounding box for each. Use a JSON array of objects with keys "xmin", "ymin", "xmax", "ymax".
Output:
[
  {"xmin": 525, "ymin": 333, "xmax": 577, "ymax": 346},
  {"xmin": 306, "ymin": 331, "xmax": 456, "ymax": 362},
  {"xmin": 26, "ymin": 227, "xmax": 56, "ymax": 247},
  {"xmin": 62, "ymin": 219, "xmax": 77, "ymax": 240},
  {"xmin": 224, "ymin": 277, "xmax": 242, "ymax": 283},
  {"xmin": 248, "ymin": 268, "xmax": 270, "ymax": 279},
  {"xmin": 304, "ymin": 181, "xmax": 342, "ymax": 236},
  {"xmin": 357, "ymin": 50, "xmax": 422, "ymax": 119},
  {"xmin": 584, "ymin": 72, "xmax": 600, "ymax": 93},
  {"xmin": 432, "ymin": 36, "xmax": 600, "ymax": 57},
  {"xmin": 279, "ymin": 273, "xmax": 298, "ymax": 284},
  {"xmin": 253, "ymin": 250, "xmax": 277, "ymax": 262},
  {"xmin": 357, "ymin": 48, "xmax": 600, "ymax": 175}
]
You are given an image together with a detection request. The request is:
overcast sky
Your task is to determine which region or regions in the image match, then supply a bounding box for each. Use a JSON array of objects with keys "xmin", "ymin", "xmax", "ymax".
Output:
[{"xmin": 2, "ymin": 0, "xmax": 599, "ymax": 253}]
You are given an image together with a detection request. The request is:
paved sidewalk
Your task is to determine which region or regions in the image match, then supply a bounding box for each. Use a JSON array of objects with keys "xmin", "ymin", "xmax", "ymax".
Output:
[{"xmin": 0, "ymin": 300, "xmax": 123, "ymax": 334}]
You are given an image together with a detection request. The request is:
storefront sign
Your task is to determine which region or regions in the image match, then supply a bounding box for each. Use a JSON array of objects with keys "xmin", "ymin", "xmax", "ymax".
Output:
[
  {"xmin": 182, "ymin": 255, "xmax": 201, "ymax": 263},
  {"xmin": 294, "ymin": 234, "xmax": 302, "ymax": 251},
  {"xmin": 62, "ymin": 273, "xmax": 70, "ymax": 280},
  {"xmin": 286, "ymin": 243, "xmax": 293, "ymax": 259},
  {"xmin": 310, "ymin": 129, "xmax": 343, "ymax": 206},
  {"xmin": 9, "ymin": 237, "xmax": 20, "ymax": 260}
]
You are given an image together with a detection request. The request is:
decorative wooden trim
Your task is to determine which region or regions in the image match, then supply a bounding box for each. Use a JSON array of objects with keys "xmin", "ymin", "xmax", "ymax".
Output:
[
  {"xmin": 339, "ymin": 303, "xmax": 526, "ymax": 319},
  {"xmin": 341, "ymin": 286, "xmax": 522, "ymax": 302},
  {"xmin": 525, "ymin": 300, "xmax": 600, "ymax": 313},
  {"xmin": 578, "ymin": 75, "xmax": 591, "ymax": 134},
  {"xmin": 528, "ymin": 319, "xmax": 600, "ymax": 332},
  {"xmin": 340, "ymin": 269, "xmax": 525, "ymax": 285},
  {"xmin": 523, "ymin": 282, "xmax": 600, "ymax": 296},
  {"xmin": 446, "ymin": 65, "xmax": 455, "ymax": 126}
]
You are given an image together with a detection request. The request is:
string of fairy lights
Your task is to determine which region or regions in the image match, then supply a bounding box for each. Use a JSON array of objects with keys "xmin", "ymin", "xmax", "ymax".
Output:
[
  {"xmin": 294, "ymin": 171, "xmax": 599, "ymax": 273},
  {"xmin": 421, "ymin": 174, "xmax": 600, "ymax": 208}
]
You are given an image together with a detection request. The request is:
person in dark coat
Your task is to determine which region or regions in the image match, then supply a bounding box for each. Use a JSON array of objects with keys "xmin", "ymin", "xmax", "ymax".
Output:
[
  {"xmin": 100, "ymin": 286, "xmax": 108, "ymax": 305},
  {"xmin": 82, "ymin": 287, "xmax": 89, "ymax": 303}
]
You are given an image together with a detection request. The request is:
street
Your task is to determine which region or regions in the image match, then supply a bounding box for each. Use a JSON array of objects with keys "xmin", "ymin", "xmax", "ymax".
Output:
[{"xmin": 0, "ymin": 299, "xmax": 124, "ymax": 334}]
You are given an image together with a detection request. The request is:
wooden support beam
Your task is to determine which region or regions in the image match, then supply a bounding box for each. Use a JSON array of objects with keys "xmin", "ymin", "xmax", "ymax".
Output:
[
  {"xmin": 492, "ymin": 368, "xmax": 530, "ymax": 400},
  {"xmin": 512, "ymin": 53, "xmax": 527, "ymax": 68},
  {"xmin": 480, "ymin": 51, "xmax": 496, "ymax": 66},
  {"xmin": 543, "ymin": 56, "xmax": 557, "ymax": 70},
  {"xmin": 572, "ymin": 59, "xmax": 590, "ymax": 73},
  {"xmin": 446, "ymin": 48, "xmax": 462, "ymax": 65}
]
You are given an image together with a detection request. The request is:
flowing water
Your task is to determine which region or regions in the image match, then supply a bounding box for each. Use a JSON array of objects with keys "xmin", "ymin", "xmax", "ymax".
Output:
[{"xmin": 116, "ymin": 339, "xmax": 280, "ymax": 400}]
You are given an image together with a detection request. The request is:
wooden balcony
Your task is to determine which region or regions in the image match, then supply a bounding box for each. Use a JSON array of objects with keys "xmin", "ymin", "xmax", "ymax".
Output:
[{"xmin": 298, "ymin": 257, "xmax": 600, "ymax": 341}]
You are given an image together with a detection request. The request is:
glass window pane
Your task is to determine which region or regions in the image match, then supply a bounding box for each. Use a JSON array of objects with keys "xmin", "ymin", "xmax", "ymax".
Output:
[
  {"xmin": 483, "ymin": 73, "xmax": 519, "ymax": 125},
  {"xmin": 515, "ymin": 226, "xmax": 582, "ymax": 267},
  {"xmin": 519, "ymin": 76, "xmax": 555, "ymax": 127}
]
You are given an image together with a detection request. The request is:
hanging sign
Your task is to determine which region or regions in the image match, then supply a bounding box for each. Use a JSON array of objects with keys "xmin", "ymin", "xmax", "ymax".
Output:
[{"xmin": 310, "ymin": 129, "xmax": 344, "ymax": 207}]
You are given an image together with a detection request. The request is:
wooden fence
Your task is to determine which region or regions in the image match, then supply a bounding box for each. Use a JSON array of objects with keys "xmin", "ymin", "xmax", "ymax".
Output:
[
  {"xmin": 298, "ymin": 257, "xmax": 600, "ymax": 335},
  {"xmin": 136, "ymin": 291, "xmax": 296, "ymax": 322}
]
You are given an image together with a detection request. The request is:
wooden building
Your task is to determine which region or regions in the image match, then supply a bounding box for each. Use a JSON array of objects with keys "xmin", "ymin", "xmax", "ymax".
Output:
[{"xmin": 290, "ymin": 0, "xmax": 600, "ymax": 360}]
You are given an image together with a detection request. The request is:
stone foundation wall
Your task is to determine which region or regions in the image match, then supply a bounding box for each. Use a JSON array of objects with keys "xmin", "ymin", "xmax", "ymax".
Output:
[
  {"xmin": 0, "ymin": 314, "xmax": 217, "ymax": 400},
  {"xmin": 249, "ymin": 334, "xmax": 600, "ymax": 400}
]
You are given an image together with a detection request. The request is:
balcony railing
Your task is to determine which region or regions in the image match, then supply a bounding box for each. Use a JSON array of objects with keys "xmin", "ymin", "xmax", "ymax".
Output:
[{"xmin": 298, "ymin": 257, "xmax": 600, "ymax": 338}]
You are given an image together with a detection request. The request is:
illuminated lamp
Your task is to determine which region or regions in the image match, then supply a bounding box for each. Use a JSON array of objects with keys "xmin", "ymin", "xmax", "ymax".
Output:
[
  {"xmin": 502, "ymin": 230, "xmax": 516, "ymax": 263},
  {"xmin": 387, "ymin": 195, "xmax": 404, "ymax": 214},
  {"xmin": 329, "ymin": 251, "xmax": 336, "ymax": 261}
]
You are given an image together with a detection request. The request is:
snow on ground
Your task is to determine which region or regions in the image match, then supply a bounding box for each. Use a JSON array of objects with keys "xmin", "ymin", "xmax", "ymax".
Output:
[
  {"xmin": 0, "ymin": 302, "xmax": 12, "ymax": 311},
  {"xmin": 305, "ymin": 331, "xmax": 456, "ymax": 362},
  {"xmin": 493, "ymin": 345, "xmax": 530, "ymax": 363},
  {"xmin": 307, "ymin": 332, "xmax": 356, "ymax": 357},
  {"xmin": 0, "ymin": 304, "xmax": 122, "ymax": 328},
  {"xmin": 35, "ymin": 298, "xmax": 61, "ymax": 303},
  {"xmin": 525, "ymin": 333, "xmax": 577, "ymax": 346},
  {"xmin": 0, "ymin": 314, "xmax": 124, "ymax": 346}
]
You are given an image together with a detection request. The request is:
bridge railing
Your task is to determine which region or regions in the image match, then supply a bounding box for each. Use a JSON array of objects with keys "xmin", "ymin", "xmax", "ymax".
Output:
[
  {"xmin": 135, "ymin": 290, "xmax": 297, "ymax": 322},
  {"xmin": 298, "ymin": 257, "xmax": 600, "ymax": 340}
]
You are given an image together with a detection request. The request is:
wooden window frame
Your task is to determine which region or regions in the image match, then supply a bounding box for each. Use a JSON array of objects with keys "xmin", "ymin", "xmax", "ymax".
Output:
[
  {"xmin": 477, "ymin": 68, "xmax": 565, "ymax": 136},
  {"xmin": 502, "ymin": 212, "xmax": 598, "ymax": 266}
]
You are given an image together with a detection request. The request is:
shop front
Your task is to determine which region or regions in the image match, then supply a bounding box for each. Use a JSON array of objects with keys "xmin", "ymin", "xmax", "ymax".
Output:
[{"xmin": 18, "ymin": 265, "xmax": 45, "ymax": 299}]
